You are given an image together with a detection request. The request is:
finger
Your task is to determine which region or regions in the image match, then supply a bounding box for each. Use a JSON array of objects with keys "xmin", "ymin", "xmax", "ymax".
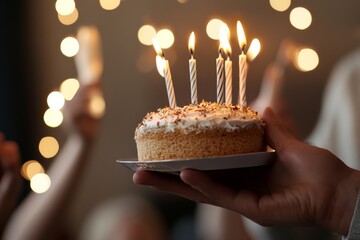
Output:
[
  {"xmin": 262, "ymin": 107, "xmax": 296, "ymax": 152},
  {"xmin": 133, "ymin": 170, "xmax": 209, "ymax": 203},
  {"xmin": 180, "ymin": 169, "xmax": 261, "ymax": 216}
]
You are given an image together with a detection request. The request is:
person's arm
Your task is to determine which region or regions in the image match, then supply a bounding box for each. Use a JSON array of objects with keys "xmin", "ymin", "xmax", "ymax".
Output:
[
  {"xmin": 251, "ymin": 39, "xmax": 298, "ymax": 135},
  {"xmin": 0, "ymin": 134, "xmax": 21, "ymax": 237},
  {"xmin": 133, "ymin": 107, "xmax": 360, "ymax": 236},
  {"xmin": 3, "ymin": 84, "xmax": 103, "ymax": 240},
  {"xmin": 343, "ymin": 192, "xmax": 360, "ymax": 240}
]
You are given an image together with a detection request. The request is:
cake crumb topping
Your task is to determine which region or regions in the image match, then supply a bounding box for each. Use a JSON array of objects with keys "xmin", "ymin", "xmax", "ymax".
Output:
[{"xmin": 137, "ymin": 100, "xmax": 263, "ymax": 133}]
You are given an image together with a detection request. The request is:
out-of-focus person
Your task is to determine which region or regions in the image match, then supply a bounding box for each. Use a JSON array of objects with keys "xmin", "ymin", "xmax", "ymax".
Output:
[
  {"xmin": 307, "ymin": 47, "xmax": 360, "ymax": 169},
  {"xmin": 196, "ymin": 204, "xmax": 253, "ymax": 240},
  {"xmin": 251, "ymin": 38, "xmax": 298, "ymax": 135},
  {"xmin": 0, "ymin": 133, "xmax": 22, "ymax": 237},
  {"xmin": 79, "ymin": 194, "xmax": 168, "ymax": 240},
  {"xmin": 3, "ymin": 25, "xmax": 105, "ymax": 240}
]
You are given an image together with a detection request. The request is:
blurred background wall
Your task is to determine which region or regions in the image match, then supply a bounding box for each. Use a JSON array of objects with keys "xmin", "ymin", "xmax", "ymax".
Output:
[{"xmin": 4, "ymin": 0, "xmax": 359, "ymax": 238}]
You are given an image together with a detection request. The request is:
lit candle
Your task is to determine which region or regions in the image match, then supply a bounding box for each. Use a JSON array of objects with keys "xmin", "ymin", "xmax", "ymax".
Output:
[
  {"xmin": 216, "ymin": 38, "xmax": 225, "ymax": 104},
  {"xmin": 74, "ymin": 26, "xmax": 103, "ymax": 85},
  {"xmin": 237, "ymin": 21, "xmax": 247, "ymax": 106},
  {"xmin": 188, "ymin": 32, "xmax": 198, "ymax": 105},
  {"xmin": 220, "ymin": 24, "xmax": 232, "ymax": 105},
  {"xmin": 153, "ymin": 39, "xmax": 177, "ymax": 108},
  {"xmin": 247, "ymin": 38, "xmax": 261, "ymax": 62}
]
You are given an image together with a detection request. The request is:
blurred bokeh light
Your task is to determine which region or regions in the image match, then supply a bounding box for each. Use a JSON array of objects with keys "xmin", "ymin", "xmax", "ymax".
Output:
[
  {"xmin": 99, "ymin": 0, "xmax": 121, "ymax": 10},
  {"xmin": 290, "ymin": 7, "xmax": 312, "ymax": 30},
  {"xmin": 21, "ymin": 160, "xmax": 45, "ymax": 181},
  {"xmin": 269, "ymin": 0, "xmax": 291, "ymax": 12},
  {"xmin": 58, "ymin": 8, "xmax": 78, "ymax": 25},
  {"xmin": 30, "ymin": 173, "xmax": 51, "ymax": 194},
  {"xmin": 60, "ymin": 36, "xmax": 80, "ymax": 57},
  {"xmin": 89, "ymin": 90, "xmax": 106, "ymax": 118},
  {"xmin": 156, "ymin": 29, "xmax": 175, "ymax": 49},
  {"xmin": 247, "ymin": 38, "xmax": 261, "ymax": 61},
  {"xmin": 39, "ymin": 136, "xmax": 60, "ymax": 159},
  {"xmin": 55, "ymin": 0, "xmax": 76, "ymax": 16},
  {"xmin": 138, "ymin": 25, "xmax": 157, "ymax": 46},
  {"xmin": 156, "ymin": 55, "xmax": 165, "ymax": 77},
  {"xmin": 206, "ymin": 19, "xmax": 225, "ymax": 40},
  {"xmin": 47, "ymin": 91, "xmax": 65, "ymax": 110},
  {"xmin": 295, "ymin": 48, "xmax": 319, "ymax": 71},
  {"xmin": 60, "ymin": 78, "xmax": 80, "ymax": 100},
  {"xmin": 44, "ymin": 108, "xmax": 63, "ymax": 128}
]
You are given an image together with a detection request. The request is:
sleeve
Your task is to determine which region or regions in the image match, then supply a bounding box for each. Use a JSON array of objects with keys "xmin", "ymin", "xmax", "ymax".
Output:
[{"xmin": 343, "ymin": 191, "xmax": 360, "ymax": 240}]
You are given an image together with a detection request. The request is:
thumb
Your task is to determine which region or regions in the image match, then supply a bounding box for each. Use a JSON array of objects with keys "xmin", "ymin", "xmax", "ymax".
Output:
[{"xmin": 262, "ymin": 107, "xmax": 296, "ymax": 152}]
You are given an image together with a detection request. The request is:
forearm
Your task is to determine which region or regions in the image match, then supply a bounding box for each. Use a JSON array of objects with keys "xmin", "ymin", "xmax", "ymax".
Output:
[
  {"xmin": 343, "ymin": 190, "xmax": 360, "ymax": 240},
  {"xmin": 4, "ymin": 133, "xmax": 94, "ymax": 240},
  {"xmin": 329, "ymin": 170, "xmax": 360, "ymax": 236}
]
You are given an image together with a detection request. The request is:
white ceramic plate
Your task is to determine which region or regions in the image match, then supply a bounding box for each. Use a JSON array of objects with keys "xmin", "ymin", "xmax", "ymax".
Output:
[{"xmin": 117, "ymin": 150, "xmax": 275, "ymax": 173}]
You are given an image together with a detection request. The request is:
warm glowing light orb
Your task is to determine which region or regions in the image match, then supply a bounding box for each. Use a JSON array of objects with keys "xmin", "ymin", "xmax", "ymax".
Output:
[
  {"xmin": 30, "ymin": 173, "xmax": 51, "ymax": 194},
  {"xmin": 89, "ymin": 90, "xmax": 106, "ymax": 119},
  {"xmin": 206, "ymin": 19, "xmax": 225, "ymax": 40},
  {"xmin": 290, "ymin": 7, "xmax": 312, "ymax": 30},
  {"xmin": 58, "ymin": 8, "xmax": 78, "ymax": 25},
  {"xmin": 219, "ymin": 24, "xmax": 231, "ymax": 55},
  {"xmin": 156, "ymin": 55, "xmax": 165, "ymax": 77},
  {"xmin": 138, "ymin": 25, "xmax": 157, "ymax": 46},
  {"xmin": 99, "ymin": 0, "xmax": 121, "ymax": 10},
  {"xmin": 21, "ymin": 160, "xmax": 45, "ymax": 181},
  {"xmin": 60, "ymin": 78, "xmax": 80, "ymax": 100},
  {"xmin": 269, "ymin": 0, "xmax": 291, "ymax": 12},
  {"xmin": 177, "ymin": 0, "xmax": 189, "ymax": 3},
  {"xmin": 55, "ymin": 0, "xmax": 76, "ymax": 16},
  {"xmin": 296, "ymin": 48, "xmax": 319, "ymax": 71},
  {"xmin": 39, "ymin": 136, "xmax": 59, "ymax": 159},
  {"xmin": 156, "ymin": 29, "xmax": 175, "ymax": 49},
  {"xmin": 47, "ymin": 91, "xmax": 65, "ymax": 110},
  {"xmin": 44, "ymin": 109, "xmax": 63, "ymax": 128},
  {"xmin": 60, "ymin": 36, "xmax": 79, "ymax": 57},
  {"xmin": 247, "ymin": 38, "xmax": 261, "ymax": 61}
]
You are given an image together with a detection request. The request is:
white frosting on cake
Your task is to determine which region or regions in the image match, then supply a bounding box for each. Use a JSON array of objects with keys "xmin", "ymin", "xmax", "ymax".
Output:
[{"xmin": 136, "ymin": 101, "xmax": 263, "ymax": 134}]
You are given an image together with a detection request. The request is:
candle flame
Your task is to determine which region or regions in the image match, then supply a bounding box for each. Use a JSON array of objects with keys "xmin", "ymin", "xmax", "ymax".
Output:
[
  {"xmin": 152, "ymin": 38, "xmax": 164, "ymax": 57},
  {"xmin": 237, "ymin": 20, "xmax": 247, "ymax": 51},
  {"xmin": 219, "ymin": 24, "xmax": 232, "ymax": 57},
  {"xmin": 188, "ymin": 31, "xmax": 195, "ymax": 56},
  {"xmin": 247, "ymin": 38, "xmax": 261, "ymax": 61},
  {"xmin": 156, "ymin": 55, "xmax": 165, "ymax": 77}
]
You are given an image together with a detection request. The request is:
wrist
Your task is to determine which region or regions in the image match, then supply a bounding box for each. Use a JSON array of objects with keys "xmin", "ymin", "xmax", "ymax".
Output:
[{"xmin": 333, "ymin": 169, "xmax": 360, "ymax": 235}]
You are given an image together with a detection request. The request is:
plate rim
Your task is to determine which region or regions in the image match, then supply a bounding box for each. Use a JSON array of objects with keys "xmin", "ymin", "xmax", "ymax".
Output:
[{"xmin": 117, "ymin": 150, "xmax": 275, "ymax": 172}]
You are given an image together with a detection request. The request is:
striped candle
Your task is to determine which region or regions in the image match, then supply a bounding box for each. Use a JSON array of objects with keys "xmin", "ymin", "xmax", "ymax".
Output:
[
  {"xmin": 216, "ymin": 53, "xmax": 225, "ymax": 104},
  {"xmin": 153, "ymin": 39, "xmax": 177, "ymax": 108},
  {"xmin": 188, "ymin": 32, "xmax": 198, "ymax": 105},
  {"xmin": 189, "ymin": 57, "xmax": 198, "ymax": 105},
  {"xmin": 225, "ymin": 59, "xmax": 232, "ymax": 105},
  {"xmin": 239, "ymin": 53, "xmax": 248, "ymax": 106},
  {"xmin": 164, "ymin": 60, "xmax": 177, "ymax": 108}
]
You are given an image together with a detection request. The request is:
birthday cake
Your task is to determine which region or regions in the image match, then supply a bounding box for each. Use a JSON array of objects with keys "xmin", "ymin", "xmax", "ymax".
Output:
[{"xmin": 134, "ymin": 101, "xmax": 265, "ymax": 161}]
